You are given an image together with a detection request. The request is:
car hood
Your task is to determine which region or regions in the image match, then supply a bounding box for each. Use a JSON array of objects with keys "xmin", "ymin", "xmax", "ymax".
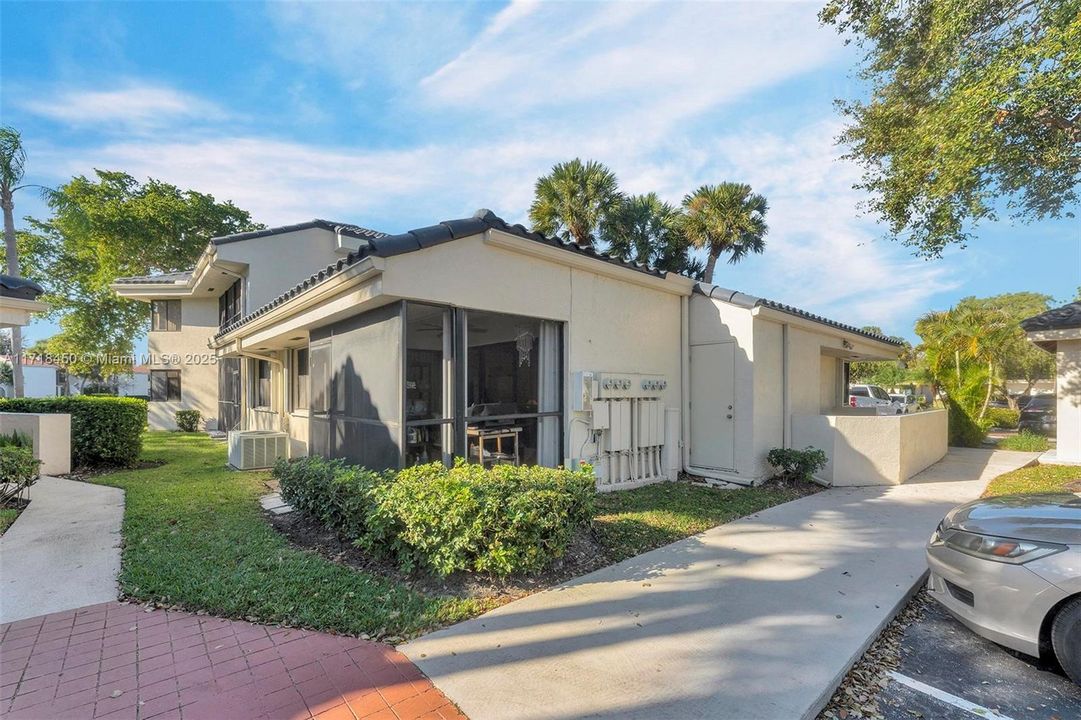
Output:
[{"xmin": 944, "ymin": 494, "xmax": 1081, "ymax": 545}]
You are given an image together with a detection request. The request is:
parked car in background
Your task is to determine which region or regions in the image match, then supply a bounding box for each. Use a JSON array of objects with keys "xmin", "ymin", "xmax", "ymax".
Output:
[
  {"xmin": 849, "ymin": 384, "xmax": 902, "ymax": 414},
  {"xmin": 1019, "ymin": 395, "xmax": 1056, "ymax": 435},
  {"xmin": 927, "ymin": 494, "xmax": 1081, "ymax": 685},
  {"xmin": 889, "ymin": 393, "xmax": 919, "ymax": 413}
]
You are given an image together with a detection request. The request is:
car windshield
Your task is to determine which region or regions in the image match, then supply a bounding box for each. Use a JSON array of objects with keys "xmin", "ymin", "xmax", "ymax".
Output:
[{"xmin": 870, "ymin": 387, "xmax": 891, "ymax": 401}]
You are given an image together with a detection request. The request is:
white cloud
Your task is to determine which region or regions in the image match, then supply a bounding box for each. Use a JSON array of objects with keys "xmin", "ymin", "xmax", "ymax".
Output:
[{"xmin": 19, "ymin": 82, "xmax": 224, "ymax": 131}]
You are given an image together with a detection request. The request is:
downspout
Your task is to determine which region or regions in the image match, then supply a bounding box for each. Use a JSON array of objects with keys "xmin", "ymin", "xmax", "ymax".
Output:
[
  {"xmin": 680, "ymin": 294, "xmax": 691, "ymax": 476},
  {"xmin": 782, "ymin": 322, "xmax": 791, "ymax": 449}
]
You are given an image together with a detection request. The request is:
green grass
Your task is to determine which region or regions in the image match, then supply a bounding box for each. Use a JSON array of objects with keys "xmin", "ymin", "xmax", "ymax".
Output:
[
  {"xmin": 90, "ymin": 432, "xmax": 490, "ymax": 639},
  {"xmin": 995, "ymin": 431, "xmax": 1051, "ymax": 452},
  {"xmin": 592, "ymin": 481, "xmax": 812, "ymax": 562},
  {"xmin": 0, "ymin": 507, "xmax": 21, "ymax": 536},
  {"xmin": 983, "ymin": 463, "xmax": 1081, "ymax": 497},
  {"xmin": 93, "ymin": 432, "xmax": 812, "ymax": 638}
]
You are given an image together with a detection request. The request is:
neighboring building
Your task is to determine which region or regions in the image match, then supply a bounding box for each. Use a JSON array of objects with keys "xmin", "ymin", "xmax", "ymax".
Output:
[
  {"xmin": 1023, "ymin": 302, "xmax": 1081, "ymax": 464},
  {"xmin": 112, "ymin": 210, "xmax": 946, "ymax": 487},
  {"xmin": 0, "ymin": 356, "xmax": 68, "ymax": 399},
  {"xmin": 113, "ymin": 220, "xmax": 384, "ymax": 430}
]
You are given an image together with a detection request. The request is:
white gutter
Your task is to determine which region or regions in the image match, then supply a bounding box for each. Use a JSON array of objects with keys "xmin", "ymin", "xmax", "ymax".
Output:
[{"xmin": 781, "ymin": 322, "xmax": 790, "ymax": 449}]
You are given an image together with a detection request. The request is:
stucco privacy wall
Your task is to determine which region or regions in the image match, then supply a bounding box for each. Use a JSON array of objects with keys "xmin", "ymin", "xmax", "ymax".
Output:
[
  {"xmin": 379, "ymin": 232, "xmax": 684, "ymax": 466},
  {"xmin": 792, "ymin": 409, "xmax": 948, "ymax": 485},
  {"xmin": 0, "ymin": 412, "xmax": 71, "ymax": 475},
  {"xmin": 1056, "ymin": 339, "xmax": 1081, "ymax": 463},
  {"xmin": 148, "ymin": 298, "xmax": 218, "ymax": 430}
]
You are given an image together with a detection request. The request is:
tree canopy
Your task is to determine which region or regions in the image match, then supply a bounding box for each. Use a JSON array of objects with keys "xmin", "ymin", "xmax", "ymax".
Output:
[
  {"xmin": 8, "ymin": 170, "xmax": 261, "ymax": 375},
  {"xmin": 528, "ymin": 159, "xmax": 623, "ymax": 248},
  {"xmin": 681, "ymin": 183, "xmax": 769, "ymax": 283},
  {"xmin": 821, "ymin": 0, "xmax": 1081, "ymax": 256}
]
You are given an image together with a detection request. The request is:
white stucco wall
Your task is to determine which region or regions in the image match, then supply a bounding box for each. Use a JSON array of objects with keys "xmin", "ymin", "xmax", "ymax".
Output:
[
  {"xmin": 147, "ymin": 298, "xmax": 219, "ymax": 430},
  {"xmin": 0, "ymin": 412, "xmax": 71, "ymax": 475},
  {"xmin": 380, "ymin": 233, "xmax": 685, "ymax": 468},
  {"xmin": 1056, "ymin": 339, "xmax": 1081, "ymax": 463},
  {"xmin": 792, "ymin": 409, "xmax": 947, "ymax": 486}
]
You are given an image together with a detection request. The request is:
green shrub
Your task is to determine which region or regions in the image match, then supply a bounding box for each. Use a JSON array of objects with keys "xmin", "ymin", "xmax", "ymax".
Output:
[
  {"xmin": 0, "ymin": 396, "xmax": 147, "ymax": 467},
  {"xmin": 175, "ymin": 409, "xmax": 202, "ymax": 432},
  {"xmin": 986, "ymin": 407, "xmax": 1020, "ymax": 430},
  {"xmin": 997, "ymin": 431, "xmax": 1050, "ymax": 452},
  {"xmin": 0, "ymin": 446, "xmax": 39, "ymax": 503},
  {"xmin": 273, "ymin": 457, "xmax": 596, "ymax": 577},
  {"xmin": 766, "ymin": 446, "xmax": 828, "ymax": 483},
  {"xmin": 947, "ymin": 397, "xmax": 989, "ymax": 447}
]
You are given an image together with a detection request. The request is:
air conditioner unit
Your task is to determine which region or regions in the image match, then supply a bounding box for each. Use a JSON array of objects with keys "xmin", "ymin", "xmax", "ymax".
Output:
[{"xmin": 228, "ymin": 430, "xmax": 288, "ymax": 470}]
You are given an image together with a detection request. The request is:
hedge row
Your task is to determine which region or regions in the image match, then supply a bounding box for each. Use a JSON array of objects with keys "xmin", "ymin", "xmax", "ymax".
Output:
[
  {"xmin": 275, "ymin": 457, "xmax": 596, "ymax": 577},
  {"xmin": 0, "ymin": 396, "xmax": 148, "ymax": 467}
]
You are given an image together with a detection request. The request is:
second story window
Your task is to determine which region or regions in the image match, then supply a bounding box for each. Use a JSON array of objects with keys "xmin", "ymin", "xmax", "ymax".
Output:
[
  {"xmin": 151, "ymin": 300, "xmax": 181, "ymax": 332},
  {"xmin": 219, "ymin": 279, "xmax": 243, "ymax": 328}
]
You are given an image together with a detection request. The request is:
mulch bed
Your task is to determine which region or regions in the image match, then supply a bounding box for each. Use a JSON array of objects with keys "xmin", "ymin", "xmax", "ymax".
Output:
[{"xmin": 267, "ymin": 509, "xmax": 618, "ymax": 602}]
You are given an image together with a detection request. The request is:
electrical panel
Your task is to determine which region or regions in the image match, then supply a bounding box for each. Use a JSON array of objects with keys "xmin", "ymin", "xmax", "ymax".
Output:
[
  {"xmin": 605, "ymin": 399, "xmax": 632, "ymax": 452},
  {"xmin": 571, "ymin": 371, "xmax": 594, "ymax": 412},
  {"xmin": 594, "ymin": 373, "xmax": 669, "ymax": 400},
  {"xmin": 592, "ymin": 399, "xmax": 611, "ymax": 430}
]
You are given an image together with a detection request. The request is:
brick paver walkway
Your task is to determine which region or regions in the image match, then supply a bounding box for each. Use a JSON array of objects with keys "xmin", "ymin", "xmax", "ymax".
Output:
[{"xmin": 0, "ymin": 602, "xmax": 464, "ymax": 720}]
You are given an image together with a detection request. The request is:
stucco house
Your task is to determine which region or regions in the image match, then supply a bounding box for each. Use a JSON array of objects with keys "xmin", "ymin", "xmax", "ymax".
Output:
[
  {"xmin": 112, "ymin": 209, "xmax": 946, "ymax": 488},
  {"xmin": 1023, "ymin": 302, "xmax": 1081, "ymax": 464}
]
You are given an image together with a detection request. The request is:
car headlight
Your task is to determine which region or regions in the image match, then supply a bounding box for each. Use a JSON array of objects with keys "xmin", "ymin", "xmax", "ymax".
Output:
[
  {"xmin": 942, "ymin": 529, "xmax": 1066, "ymax": 564},
  {"xmin": 929, "ymin": 520, "xmax": 946, "ymax": 546}
]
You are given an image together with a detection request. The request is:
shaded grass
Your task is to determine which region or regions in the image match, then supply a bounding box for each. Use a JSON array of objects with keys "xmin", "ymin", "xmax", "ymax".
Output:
[
  {"xmin": 983, "ymin": 463, "xmax": 1081, "ymax": 497},
  {"xmin": 0, "ymin": 507, "xmax": 21, "ymax": 536},
  {"xmin": 593, "ymin": 480, "xmax": 814, "ymax": 563},
  {"xmin": 93, "ymin": 432, "xmax": 813, "ymax": 638}
]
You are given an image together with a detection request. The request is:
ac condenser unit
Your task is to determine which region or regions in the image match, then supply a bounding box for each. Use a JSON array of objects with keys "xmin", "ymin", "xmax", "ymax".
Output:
[{"xmin": 228, "ymin": 430, "xmax": 289, "ymax": 470}]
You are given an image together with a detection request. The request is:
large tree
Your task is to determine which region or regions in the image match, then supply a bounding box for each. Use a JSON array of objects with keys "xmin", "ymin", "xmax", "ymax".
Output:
[
  {"xmin": 821, "ymin": 0, "xmax": 1081, "ymax": 257},
  {"xmin": 15, "ymin": 170, "xmax": 261, "ymax": 370},
  {"xmin": 681, "ymin": 183, "xmax": 768, "ymax": 283},
  {"xmin": 955, "ymin": 292, "xmax": 1055, "ymax": 406},
  {"xmin": 529, "ymin": 159, "xmax": 623, "ymax": 249},
  {"xmin": 604, "ymin": 193, "xmax": 704, "ymax": 278}
]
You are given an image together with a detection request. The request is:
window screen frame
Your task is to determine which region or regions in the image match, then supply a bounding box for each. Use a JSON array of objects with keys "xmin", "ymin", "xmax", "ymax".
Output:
[
  {"xmin": 149, "ymin": 369, "xmax": 181, "ymax": 401},
  {"xmin": 151, "ymin": 300, "xmax": 181, "ymax": 332}
]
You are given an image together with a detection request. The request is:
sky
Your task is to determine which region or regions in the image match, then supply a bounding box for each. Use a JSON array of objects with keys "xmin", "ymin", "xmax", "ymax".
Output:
[{"xmin": 2, "ymin": 0, "xmax": 1079, "ymax": 349}]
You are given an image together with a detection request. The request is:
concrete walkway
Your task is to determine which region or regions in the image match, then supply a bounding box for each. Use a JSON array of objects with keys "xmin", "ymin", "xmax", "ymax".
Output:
[
  {"xmin": 0, "ymin": 477, "xmax": 124, "ymax": 625},
  {"xmin": 403, "ymin": 448, "xmax": 1040, "ymax": 720}
]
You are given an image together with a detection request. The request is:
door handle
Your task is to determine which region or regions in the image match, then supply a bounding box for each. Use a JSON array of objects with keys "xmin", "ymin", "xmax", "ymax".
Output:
[{"xmin": 726, "ymin": 414, "xmax": 733, "ymax": 419}]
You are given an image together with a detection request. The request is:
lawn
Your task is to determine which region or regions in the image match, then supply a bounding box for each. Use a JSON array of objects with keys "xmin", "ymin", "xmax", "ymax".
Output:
[
  {"xmin": 983, "ymin": 463, "xmax": 1081, "ymax": 497},
  {"xmin": 0, "ymin": 507, "xmax": 21, "ymax": 536},
  {"xmin": 994, "ymin": 431, "xmax": 1051, "ymax": 452},
  {"xmin": 93, "ymin": 432, "xmax": 810, "ymax": 639}
]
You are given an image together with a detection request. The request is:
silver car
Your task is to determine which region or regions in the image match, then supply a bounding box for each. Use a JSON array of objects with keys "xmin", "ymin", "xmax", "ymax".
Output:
[{"xmin": 926, "ymin": 493, "xmax": 1081, "ymax": 684}]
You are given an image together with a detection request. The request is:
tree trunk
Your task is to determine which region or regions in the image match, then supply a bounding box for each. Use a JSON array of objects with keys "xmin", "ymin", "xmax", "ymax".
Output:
[
  {"xmin": 979, "ymin": 360, "xmax": 994, "ymax": 421},
  {"xmin": 2, "ymin": 186, "xmax": 24, "ymax": 398},
  {"xmin": 703, "ymin": 251, "xmax": 719, "ymax": 284}
]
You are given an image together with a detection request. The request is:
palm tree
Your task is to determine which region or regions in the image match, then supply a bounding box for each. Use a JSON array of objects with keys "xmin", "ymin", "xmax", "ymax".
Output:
[
  {"xmin": 1, "ymin": 127, "xmax": 29, "ymax": 397},
  {"xmin": 681, "ymin": 182, "xmax": 768, "ymax": 283},
  {"xmin": 529, "ymin": 159, "xmax": 622, "ymax": 249}
]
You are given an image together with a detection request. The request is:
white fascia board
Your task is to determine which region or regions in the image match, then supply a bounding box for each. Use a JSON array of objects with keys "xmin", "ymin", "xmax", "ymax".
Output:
[
  {"xmin": 1026, "ymin": 327, "xmax": 1081, "ymax": 344},
  {"xmin": 212, "ymin": 256, "xmax": 384, "ymax": 348},
  {"xmin": 483, "ymin": 229, "xmax": 696, "ymax": 296}
]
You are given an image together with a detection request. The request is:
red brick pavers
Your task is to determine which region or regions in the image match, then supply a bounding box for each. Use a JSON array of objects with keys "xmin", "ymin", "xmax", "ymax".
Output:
[{"xmin": 0, "ymin": 602, "xmax": 465, "ymax": 720}]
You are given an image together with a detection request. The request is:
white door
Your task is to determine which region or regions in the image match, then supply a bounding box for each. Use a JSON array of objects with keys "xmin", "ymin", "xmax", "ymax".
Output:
[{"xmin": 690, "ymin": 342, "xmax": 736, "ymax": 470}]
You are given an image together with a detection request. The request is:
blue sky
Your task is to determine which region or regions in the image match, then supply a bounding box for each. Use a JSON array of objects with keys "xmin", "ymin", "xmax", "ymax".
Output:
[{"xmin": 2, "ymin": 0, "xmax": 1078, "ymax": 349}]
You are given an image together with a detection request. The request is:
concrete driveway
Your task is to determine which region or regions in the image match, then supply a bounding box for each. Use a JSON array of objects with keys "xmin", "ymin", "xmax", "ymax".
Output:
[
  {"xmin": 403, "ymin": 448, "xmax": 1040, "ymax": 720},
  {"xmin": 0, "ymin": 476, "xmax": 124, "ymax": 624}
]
